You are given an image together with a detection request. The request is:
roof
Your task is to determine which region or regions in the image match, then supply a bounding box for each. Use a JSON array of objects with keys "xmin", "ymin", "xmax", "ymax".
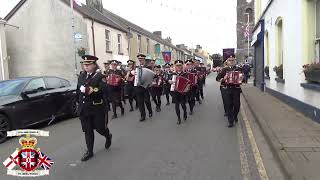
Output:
[
  {"xmin": 5, "ymin": 0, "xmax": 128, "ymax": 33},
  {"xmin": 103, "ymin": 9, "xmax": 183, "ymax": 51}
]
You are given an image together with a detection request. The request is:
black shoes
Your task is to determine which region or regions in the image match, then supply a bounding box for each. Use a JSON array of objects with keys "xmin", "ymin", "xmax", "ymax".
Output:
[
  {"xmin": 177, "ymin": 118, "xmax": 181, "ymax": 125},
  {"xmin": 166, "ymin": 102, "xmax": 170, "ymax": 106},
  {"xmin": 156, "ymin": 106, "xmax": 161, "ymax": 112},
  {"xmin": 235, "ymin": 117, "xmax": 239, "ymax": 123},
  {"xmin": 228, "ymin": 124, "xmax": 234, "ymax": 128},
  {"xmin": 121, "ymin": 108, "xmax": 124, "ymax": 115},
  {"xmin": 105, "ymin": 134, "xmax": 112, "ymax": 149},
  {"xmin": 189, "ymin": 110, "xmax": 193, "ymax": 115},
  {"xmin": 112, "ymin": 114, "xmax": 118, "ymax": 119},
  {"xmin": 149, "ymin": 111, "xmax": 153, "ymax": 118},
  {"xmin": 184, "ymin": 113, "xmax": 187, "ymax": 121},
  {"xmin": 81, "ymin": 151, "xmax": 94, "ymax": 162},
  {"xmin": 139, "ymin": 117, "xmax": 146, "ymax": 122},
  {"xmin": 129, "ymin": 107, "xmax": 134, "ymax": 112},
  {"xmin": 224, "ymin": 113, "xmax": 228, "ymax": 117},
  {"xmin": 198, "ymin": 100, "xmax": 202, "ymax": 104}
]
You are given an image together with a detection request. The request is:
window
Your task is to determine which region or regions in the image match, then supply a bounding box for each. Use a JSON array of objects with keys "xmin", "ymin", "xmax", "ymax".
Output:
[
  {"xmin": 105, "ymin": 29, "xmax": 110, "ymax": 52},
  {"xmin": 24, "ymin": 78, "xmax": 46, "ymax": 92},
  {"xmin": 275, "ymin": 17, "xmax": 283, "ymax": 66},
  {"xmin": 138, "ymin": 35, "xmax": 142, "ymax": 53},
  {"xmin": 117, "ymin": 34, "xmax": 122, "ymax": 54},
  {"xmin": 146, "ymin": 38, "xmax": 150, "ymax": 54},
  {"xmin": 45, "ymin": 77, "xmax": 63, "ymax": 89},
  {"xmin": 61, "ymin": 79, "xmax": 71, "ymax": 87}
]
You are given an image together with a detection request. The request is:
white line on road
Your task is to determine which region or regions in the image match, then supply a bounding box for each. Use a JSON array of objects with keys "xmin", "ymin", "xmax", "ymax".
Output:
[{"xmin": 240, "ymin": 106, "xmax": 269, "ymax": 180}]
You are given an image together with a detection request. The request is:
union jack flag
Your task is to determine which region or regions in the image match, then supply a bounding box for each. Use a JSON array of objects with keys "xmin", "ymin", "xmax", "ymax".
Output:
[
  {"xmin": 37, "ymin": 151, "xmax": 54, "ymax": 170},
  {"xmin": 242, "ymin": 24, "xmax": 250, "ymax": 38}
]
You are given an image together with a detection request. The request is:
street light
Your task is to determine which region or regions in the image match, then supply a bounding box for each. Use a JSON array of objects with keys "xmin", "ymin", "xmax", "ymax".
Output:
[{"xmin": 244, "ymin": 12, "xmax": 250, "ymax": 59}]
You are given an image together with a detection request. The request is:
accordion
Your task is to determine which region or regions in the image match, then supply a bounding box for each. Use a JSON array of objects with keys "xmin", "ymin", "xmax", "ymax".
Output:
[
  {"xmin": 152, "ymin": 76, "xmax": 163, "ymax": 87},
  {"xmin": 107, "ymin": 74, "xmax": 122, "ymax": 86},
  {"xmin": 171, "ymin": 76, "xmax": 191, "ymax": 94},
  {"xmin": 187, "ymin": 73, "xmax": 198, "ymax": 86},
  {"xmin": 127, "ymin": 75, "xmax": 135, "ymax": 82},
  {"xmin": 224, "ymin": 71, "xmax": 243, "ymax": 85}
]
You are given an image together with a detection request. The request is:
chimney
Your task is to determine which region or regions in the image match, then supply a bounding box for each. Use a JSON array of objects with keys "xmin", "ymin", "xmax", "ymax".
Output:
[
  {"xmin": 153, "ymin": 31, "xmax": 162, "ymax": 39},
  {"xmin": 165, "ymin": 37, "xmax": 172, "ymax": 43},
  {"xmin": 86, "ymin": 0, "xmax": 103, "ymax": 12}
]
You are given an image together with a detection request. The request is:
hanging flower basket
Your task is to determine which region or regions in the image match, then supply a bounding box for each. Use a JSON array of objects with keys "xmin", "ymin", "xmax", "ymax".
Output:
[
  {"xmin": 273, "ymin": 64, "xmax": 283, "ymax": 79},
  {"xmin": 303, "ymin": 62, "xmax": 320, "ymax": 84},
  {"xmin": 77, "ymin": 47, "xmax": 86, "ymax": 57}
]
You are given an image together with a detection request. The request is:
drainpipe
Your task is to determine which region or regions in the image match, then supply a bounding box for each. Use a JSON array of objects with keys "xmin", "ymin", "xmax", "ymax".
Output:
[
  {"xmin": 0, "ymin": 34, "xmax": 4, "ymax": 80},
  {"xmin": 91, "ymin": 19, "xmax": 96, "ymax": 56}
]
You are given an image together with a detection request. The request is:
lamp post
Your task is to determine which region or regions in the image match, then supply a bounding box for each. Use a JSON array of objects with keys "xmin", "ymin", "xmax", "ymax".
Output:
[{"xmin": 244, "ymin": 13, "xmax": 250, "ymax": 59}]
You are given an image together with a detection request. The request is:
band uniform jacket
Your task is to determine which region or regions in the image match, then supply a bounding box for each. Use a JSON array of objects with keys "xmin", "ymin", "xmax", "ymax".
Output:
[
  {"xmin": 216, "ymin": 66, "xmax": 243, "ymax": 91},
  {"xmin": 171, "ymin": 71, "xmax": 189, "ymax": 104}
]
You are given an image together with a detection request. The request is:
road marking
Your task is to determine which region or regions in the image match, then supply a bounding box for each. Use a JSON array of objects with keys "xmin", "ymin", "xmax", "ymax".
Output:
[
  {"xmin": 237, "ymin": 120, "xmax": 251, "ymax": 180},
  {"xmin": 240, "ymin": 106, "xmax": 269, "ymax": 180}
]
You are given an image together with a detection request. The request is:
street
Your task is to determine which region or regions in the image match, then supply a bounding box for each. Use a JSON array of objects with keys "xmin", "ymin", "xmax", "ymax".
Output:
[{"xmin": 0, "ymin": 74, "xmax": 284, "ymax": 180}]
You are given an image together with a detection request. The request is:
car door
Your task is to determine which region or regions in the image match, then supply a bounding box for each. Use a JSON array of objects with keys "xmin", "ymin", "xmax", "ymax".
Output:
[
  {"xmin": 20, "ymin": 78, "xmax": 53, "ymax": 126},
  {"xmin": 44, "ymin": 77, "xmax": 70, "ymax": 117}
]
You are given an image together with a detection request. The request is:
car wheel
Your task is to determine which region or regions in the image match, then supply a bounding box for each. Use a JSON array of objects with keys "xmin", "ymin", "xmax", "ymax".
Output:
[
  {"xmin": 0, "ymin": 114, "xmax": 10, "ymax": 144},
  {"xmin": 70, "ymin": 99, "xmax": 79, "ymax": 117}
]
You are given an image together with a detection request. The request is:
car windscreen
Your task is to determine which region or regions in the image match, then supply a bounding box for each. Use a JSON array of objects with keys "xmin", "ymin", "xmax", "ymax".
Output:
[{"xmin": 0, "ymin": 79, "xmax": 27, "ymax": 96}]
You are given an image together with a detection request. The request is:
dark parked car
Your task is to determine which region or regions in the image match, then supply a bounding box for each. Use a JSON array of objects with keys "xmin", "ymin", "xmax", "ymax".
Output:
[{"xmin": 0, "ymin": 76, "xmax": 78, "ymax": 143}]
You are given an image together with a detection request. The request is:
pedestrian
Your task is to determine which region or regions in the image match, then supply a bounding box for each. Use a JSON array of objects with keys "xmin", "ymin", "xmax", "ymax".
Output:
[
  {"xmin": 150, "ymin": 65, "xmax": 163, "ymax": 112},
  {"xmin": 169, "ymin": 60, "xmax": 189, "ymax": 125},
  {"xmin": 135, "ymin": 54, "xmax": 153, "ymax": 121},
  {"xmin": 216, "ymin": 55, "xmax": 242, "ymax": 128},
  {"xmin": 162, "ymin": 63, "xmax": 173, "ymax": 105},
  {"xmin": 242, "ymin": 63, "xmax": 251, "ymax": 83},
  {"xmin": 76, "ymin": 55, "xmax": 112, "ymax": 161},
  {"xmin": 125, "ymin": 60, "xmax": 138, "ymax": 112},
  {"xmin": 107, "ymin": 60, "xmax": 125, "ymax": 119}
]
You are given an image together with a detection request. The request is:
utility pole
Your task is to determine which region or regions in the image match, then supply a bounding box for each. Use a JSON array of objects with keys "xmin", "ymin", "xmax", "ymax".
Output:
[
  {"xmin": 70, "ymin": 0, "xmax": 77, "ymax": 77},
  {"xmin": 245, "ymin": 13, "xmax": 250, "ymax": 59}
]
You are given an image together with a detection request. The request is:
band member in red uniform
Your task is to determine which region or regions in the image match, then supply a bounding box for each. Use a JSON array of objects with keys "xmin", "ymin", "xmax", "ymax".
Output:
[
  {"xmin": 77, "ymin": 55, "xmax": 112, "ymax": 161},
  {"xmin": 125, "ymin": 60, "xmax": 138, "ymax": 111},
  {"xmin": 193, "ymin": 59, "xmax": 202, "ymax": 104},
  {"xmin": 162, "ymin": 63, "xmax": 172, "ymax": 105},
  {"xmin": 107, "ymin": 60, "xmax": 125, "ymax": 119},
  {"xmin": 216, "ymin": 55, "xmax": 242, "ymax": 128},
  {"xmin": 135, "ymin": 54, "xmax": 153, "ymax": 121},
  {"xmin": 185, "ymin": 59, "xmax": 197, "ymax": 115},
  {"xmin": 169, "ymin": 60, "xmax": 189, "ymax": 125},
  {"xmin": 150, "ymin": 65, "xmax": 163, "ymax": 112}
]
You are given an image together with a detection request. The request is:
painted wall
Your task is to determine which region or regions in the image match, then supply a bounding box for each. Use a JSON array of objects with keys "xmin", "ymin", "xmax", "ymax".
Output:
[
  {"xmin": 0, "ymin": 20, "xmax": 9, "ymax": 80},
  {"xmin": 85, "ymin": 19, "xmax": 129, "ymax": 66},
  {"xmin": 254, "ymin": 0, "xmax": 320, "ymax": 109},
  {"xmin": 5, "ymin": 0, "xmax": 88, "ymax": 82}
]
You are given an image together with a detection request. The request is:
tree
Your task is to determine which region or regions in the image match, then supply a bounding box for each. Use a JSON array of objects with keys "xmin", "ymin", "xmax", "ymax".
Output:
[{"xmin": 210, "ymin": 53, "xmax": 223, "ymax": 67}]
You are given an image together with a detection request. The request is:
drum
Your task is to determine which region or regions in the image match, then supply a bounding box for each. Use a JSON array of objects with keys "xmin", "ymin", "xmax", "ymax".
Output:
[
  {"xmin": 107, "ymin": 74, "xmax": 122, "ymax": 86},
  {"xmin": 175, "ymin": 76, "xmax": 191, "ymax": 94},
  {"xmin": 187, "ymin": 73, "xmax": 198, "ymax": 86},
  {"xmin": 224, "ymin": 71, "xmax": 243, "ymax": 85}
]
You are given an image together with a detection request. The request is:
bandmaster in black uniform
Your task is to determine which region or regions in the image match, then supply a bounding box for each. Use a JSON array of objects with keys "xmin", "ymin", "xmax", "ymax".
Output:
[{"xmin": 77, "ymin": 55, "xmax": 112, "ymax": 162}]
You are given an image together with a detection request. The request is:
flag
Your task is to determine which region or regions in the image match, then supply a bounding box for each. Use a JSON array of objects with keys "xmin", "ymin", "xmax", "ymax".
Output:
[
  {"xmin": 162, "ymin": 52, "xmax": 171, "ymax": 63},
  {"xmin": 3, "ymin": 150, "xmax": 19, "ymax": 170},
  {"xmin": 242, "ymin": 24, "xmax": 250, "ymax": 38},
  {"xmin": 37, "ymin": 151, "xmax": 54, "ymax": 170}
]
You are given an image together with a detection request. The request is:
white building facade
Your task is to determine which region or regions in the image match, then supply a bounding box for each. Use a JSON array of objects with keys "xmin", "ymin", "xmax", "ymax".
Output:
[{"xmin": 252, "ymin": 0, "xmax": 320, "ymax": 121}]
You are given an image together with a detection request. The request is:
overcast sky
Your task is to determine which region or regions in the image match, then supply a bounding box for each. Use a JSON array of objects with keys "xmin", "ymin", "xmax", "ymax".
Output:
[{"xmin": 0, "ymin": 0, "xmax": 238, "ymax": 54}]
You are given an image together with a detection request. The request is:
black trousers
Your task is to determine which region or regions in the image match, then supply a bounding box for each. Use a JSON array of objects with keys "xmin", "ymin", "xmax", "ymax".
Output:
[
  {"xmin": 163, "ymin": 84, "xmax": 171, "ymax": 104},
  {"xmin": 126, "ymin": 84, "xmax": 137, "ymax": 109},
  {"xmin": 188, "ymin": 86, "xmax": 197, "ymax": 112},
  {"xmin": 151, "ymin": 87, "xmax": 162, "ymax": 108},
  {"xmin": 199, "ymin": 80, "xmax": 204, "ymax": 98},
  {"xmin": 224, "ymin": 88, "xmax": 241, "ymax": 125},
  {"xmin": 172, "ymin": 92, "xmax": 187, "ymax": 119},
  {"xmin": 135, "ymin": 86, "xmax": 152, "ymax": 118},
  {"xmin": 220, "ymin": 86, "xmax": 228, "ymax": 114},
  {"xmin": 80, "ymin": 108, "xmax": 109, "ymax": 153}
]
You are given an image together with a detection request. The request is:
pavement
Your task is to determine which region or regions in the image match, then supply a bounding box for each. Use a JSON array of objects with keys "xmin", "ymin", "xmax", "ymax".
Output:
[
  {"xmin": 242, "ymin": 85, "xmax": 320, "ymax": 180},
  {"xmin": 0, "ymin": 74, "xmax": 284, "ymax": 180}
]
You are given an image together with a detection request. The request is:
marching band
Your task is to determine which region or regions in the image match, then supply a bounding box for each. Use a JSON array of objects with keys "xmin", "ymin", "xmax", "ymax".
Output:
[{"xmin": 76, "ymin": 53, "xmax": 243, "ymax": 161}]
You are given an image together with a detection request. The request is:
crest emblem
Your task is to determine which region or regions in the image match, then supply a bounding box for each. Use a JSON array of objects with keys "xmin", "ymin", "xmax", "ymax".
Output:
[{"xmin": 3, "ymin": 130, "xmax": 53, "ymax": 177}]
